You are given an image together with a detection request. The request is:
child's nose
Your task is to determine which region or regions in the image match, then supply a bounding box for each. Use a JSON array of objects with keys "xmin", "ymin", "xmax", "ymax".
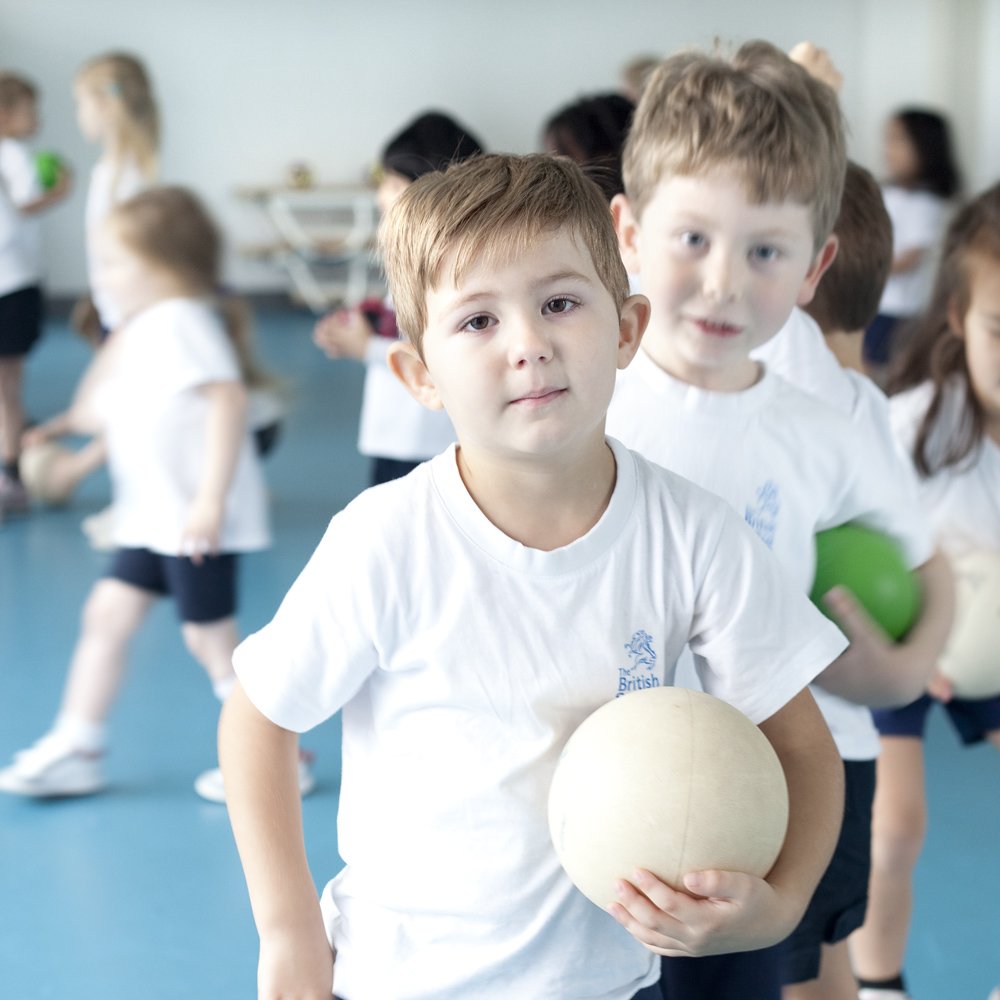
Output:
[
  {"xmin": 508, "ymin": 315, "xmax": 553, "ymax": 367},
  {"xmin": 702, "ymin": 247, "xmax": 741, "ymax": 304}
]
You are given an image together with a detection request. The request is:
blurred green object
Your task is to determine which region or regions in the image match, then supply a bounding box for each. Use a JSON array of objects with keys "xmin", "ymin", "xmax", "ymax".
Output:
[
  {"xmin": 810, "ymin": 523, "xmax": 921, "ymax": 640},
  {"xmin": 34, "ymin": 151, "xmax": 61, "ymax": 191}
]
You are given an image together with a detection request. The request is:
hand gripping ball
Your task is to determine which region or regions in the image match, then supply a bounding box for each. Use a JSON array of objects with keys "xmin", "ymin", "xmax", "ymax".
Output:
[
  {"xmin": 810, "ymin": 523, "xmax": 921, "ymax": 640},
  {"xmin": 548, "ymin": 686, "xmax": 789, "ymax": 909},
  {"xmin": 939, "ymin": 550, "xmax": 1000, "ymax": 699}
]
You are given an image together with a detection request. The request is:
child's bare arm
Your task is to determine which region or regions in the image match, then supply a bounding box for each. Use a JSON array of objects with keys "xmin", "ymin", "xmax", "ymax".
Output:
[
  {"xmin": 220, "ymin": 684, "xmax": 334, "ymax": 999},
  {"xmin": 17, "ymin": 165, "xmax": 73, "ymax": 215},
  {"xmin": 608, "ymin": 688, "xmax": 843, "ymax": 956},
  {"xmin": 815, "ymin": 550, "xmax": 954, "ymax": 707},
  {"xmin": 182, "ymin": 380, "xmax": 247, "ymax": 561}
]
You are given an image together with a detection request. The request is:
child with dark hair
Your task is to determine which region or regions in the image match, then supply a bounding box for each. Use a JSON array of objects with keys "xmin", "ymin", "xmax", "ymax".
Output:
[
  {"xmin": 542, "ymin": 92, "xmax": 635, "ymax": 201},
  {"xmin": 313, "ymin": 110, "xmax": 484, "ymax": 485},
  {"xmin": 865, "ymin": 107, "xmax": 961, "ymax": 373}
]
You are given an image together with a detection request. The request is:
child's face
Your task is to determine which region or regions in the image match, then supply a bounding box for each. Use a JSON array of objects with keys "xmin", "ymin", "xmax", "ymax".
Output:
[
  {"xmin": 614, "ymin": 169, "xmax": 834, "ymax": 391},
  {"xmin": 93, "ymin": 224, "xmax": 174, "ymax": 325},
  {"xmin": 0, "ymin": 99, "xmax": 38, "ymax": 140},
  {"xmin": 883, "ymin": 118, "xmax": 918, "ymax": 183},
  {"xmin": 955, "ymin": 254, "xmax": 1000, "ymax": 429},
  {"xmin": 376, "ymin": 170, "xmax": 411, "ymax": 215},
  {"xmin": 74, "ymin": 82, "xmax": 108, "ymax": 143},
  {"xmin": 390, "ymin": 227, "xmax": 646, "ymax": 465}
]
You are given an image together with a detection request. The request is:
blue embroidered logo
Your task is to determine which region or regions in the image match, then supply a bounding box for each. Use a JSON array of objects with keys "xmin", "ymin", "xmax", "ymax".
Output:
[
  {"xmin": 617, "ymin": 629, "xmax": 661, "ymax": 697},
  {"xmin": 745, "ymin": 479, "xmax": 780, "ymax": 549}
]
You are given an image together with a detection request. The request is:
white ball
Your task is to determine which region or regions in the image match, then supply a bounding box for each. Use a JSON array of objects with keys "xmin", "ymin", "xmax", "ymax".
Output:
[
  {"xmin": 548, "ymin": 686, "xmax": 789, "ymax": 909},
  {"xmin": 20, "ymin": 440, "xmax": 75, "ymax": 505},
  {"xmin": 939, "ymin": 550, "xmax": 1000, "ymax": 699}
]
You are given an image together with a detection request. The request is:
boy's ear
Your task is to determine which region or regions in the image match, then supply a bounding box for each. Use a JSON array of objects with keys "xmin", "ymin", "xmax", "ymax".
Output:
[
  {"xmin": 617, "ymin": 294, "xmax": 650, "ymax": 369},
  {"xmin": 387, "ymin": 341, "xmax": 445, "ymax": 410},
  {"xmin": 611, "ymin": 194, "xmax": 642, "ymax": 274},
  {"xmin": 795, "ymin": 234, "xmax": 839, "ymax": 307}
]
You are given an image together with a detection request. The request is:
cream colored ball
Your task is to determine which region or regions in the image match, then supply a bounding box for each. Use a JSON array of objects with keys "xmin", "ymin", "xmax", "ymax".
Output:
[
  {"xmin": 548, "ymin": 686, "xmax": 789, "ymax": 909},
  {"xmin": 20, "ymin": 440, "xmax": 75, "ymax": 505},
  {"xmin": 939, "ymin": 550, "xmax": 1000, "ymax": 699}
]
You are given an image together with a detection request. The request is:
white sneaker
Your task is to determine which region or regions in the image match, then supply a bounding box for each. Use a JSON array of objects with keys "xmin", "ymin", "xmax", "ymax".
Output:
[
  {"xmin": 986, "ymin": 988, "xmax": 1000, "ymax": 1000},
  {"xmin": 194, "ymin": 752, "xmax": 317, "ymax": 803},
  {"xmin": 0, "ymin": 732, "xmax": 106, "ymax": 797},
  {"xmin": 858, "ymin": 990, "xmax": 910, "ymax": 1000}
]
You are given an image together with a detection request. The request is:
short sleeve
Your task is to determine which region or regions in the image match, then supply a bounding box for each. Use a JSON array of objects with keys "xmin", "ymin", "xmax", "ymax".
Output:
[
  {"xmin": 152, "ymin": 302, "xmax": 242, "ymax": 394},
  {"xmin": 233, "ymin": 504, "xmax": 381, "ymax": 732},
  {"xmin": 688, "ymin": 505, "xmax": 847, "ymax": 724}
]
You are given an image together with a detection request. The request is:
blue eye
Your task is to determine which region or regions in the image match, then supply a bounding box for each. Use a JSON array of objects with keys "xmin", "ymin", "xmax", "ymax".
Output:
[
  {"xmin": 751, "ymin": 245, "xmax": 779, "ymax": 263},
  {"xmin": 680, "ymin": 231, "xmax": 706, "ymax": 248},
  {"xmin": 462, "ymin": 314, "xmax": 494, "ymax": 333}
]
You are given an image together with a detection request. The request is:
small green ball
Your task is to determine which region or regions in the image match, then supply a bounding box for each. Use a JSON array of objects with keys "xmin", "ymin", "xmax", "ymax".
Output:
[
  {"xmin": 35, "ymin": 151, "xmax": 62, "ymax": 191},
  {"xmin": 810, "ymin": 523, "xmax": 921, "ymax": 640}
]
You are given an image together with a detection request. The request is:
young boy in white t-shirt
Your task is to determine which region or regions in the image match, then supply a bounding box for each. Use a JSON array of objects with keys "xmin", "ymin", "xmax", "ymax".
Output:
[
  {"xmin": 220, "ymin": 152, "xmax": 849, "ymax": 1000},
  {"xmin": 606, "ymin": 43, "xmax": 954, "ymax": 1000}
]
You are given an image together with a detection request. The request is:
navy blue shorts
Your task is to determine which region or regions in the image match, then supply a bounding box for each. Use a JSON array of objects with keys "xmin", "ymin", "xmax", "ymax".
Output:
[
  {"xmin": 0, "ymin": 284, "xmax": 43, "ymax": 358},
  {"xmin": 661, "ymin": 943, "xmax": 782, "ymax": 999},
  {"xmin": 780, "ymin": 759, "xmax": 876, "ymax": 984},
  {"xmin": 873, "ymin": 692, "xmax": 1000, "ymax": 746},
  {"xmin": 105, "ymin": 547, "xmax": 238, "ymax": 623}
]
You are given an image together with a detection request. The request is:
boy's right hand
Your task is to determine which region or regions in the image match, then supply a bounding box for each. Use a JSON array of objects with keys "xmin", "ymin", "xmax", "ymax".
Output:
[
  {"xmin": 313, "ymin": 308, "xmax": 372, "ymax": 362},
  {"xmin": 258, "ymin": 925, "xmax": 334, "ymax": 1000}
]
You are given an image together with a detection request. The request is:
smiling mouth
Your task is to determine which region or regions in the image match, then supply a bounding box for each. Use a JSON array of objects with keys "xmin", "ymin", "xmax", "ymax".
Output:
[{"xmin": 691, "ymin": 317, "xmax": 743, "ymax": 337}]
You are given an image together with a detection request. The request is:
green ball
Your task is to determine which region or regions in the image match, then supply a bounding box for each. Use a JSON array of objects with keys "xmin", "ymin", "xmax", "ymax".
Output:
[
  {"xmin": 809, "ymin": 523, "xmax": 921, "ymax": 640},
  {"xmin": 34, "ymin": 151, "xmax": 61, "ymax": 191}
]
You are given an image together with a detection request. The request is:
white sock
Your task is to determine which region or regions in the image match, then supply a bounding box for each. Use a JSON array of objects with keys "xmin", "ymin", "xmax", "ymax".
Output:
[
  {"xmin": 213, "ymin": 675, "xmax": 237, "ymax": 702},
  {"xmin": 53, "ymin": 712, "xmax": 107, "ymax": 753}
]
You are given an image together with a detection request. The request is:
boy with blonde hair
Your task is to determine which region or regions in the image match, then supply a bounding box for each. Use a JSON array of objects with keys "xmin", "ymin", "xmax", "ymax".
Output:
[
  {"xmin": 607, "ymin": 41, "xmax": 953, "ymax": 1000},
  {"xmin": 221, "ymin": 152, "xmax": 849, "ymax": 1000}
]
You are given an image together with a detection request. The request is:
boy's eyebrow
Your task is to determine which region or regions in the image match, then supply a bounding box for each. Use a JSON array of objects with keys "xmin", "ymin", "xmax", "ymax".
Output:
[{"xmin": 445, "ymin": 270, "xmax": 596, "ymax": 311}]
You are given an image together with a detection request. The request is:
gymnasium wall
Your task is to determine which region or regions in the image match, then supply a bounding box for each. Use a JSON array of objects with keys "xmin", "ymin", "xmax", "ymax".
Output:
[{"xmin": 2, "ymin": 0, "xmax": 996, "ymax": 295}]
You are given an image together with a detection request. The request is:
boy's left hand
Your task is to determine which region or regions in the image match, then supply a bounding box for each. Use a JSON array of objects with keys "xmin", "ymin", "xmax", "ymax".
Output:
[
  {"xmin": 608, "ymin": 868, "xmax": 797, "ymax": 956},
  {"xmin": 181, "ymin": 497, "xmax": 224, "ymax": 563}
]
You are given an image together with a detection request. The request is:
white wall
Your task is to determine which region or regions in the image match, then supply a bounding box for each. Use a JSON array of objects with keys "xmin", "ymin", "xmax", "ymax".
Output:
[{"xmin": 2, "ymin": 0, "xmax": 995, "ymax": 296}]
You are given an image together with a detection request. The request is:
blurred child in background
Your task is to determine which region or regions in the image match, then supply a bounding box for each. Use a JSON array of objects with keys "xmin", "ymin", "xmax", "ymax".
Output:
[
  {"xmin": 313, "ymin": 110, "xmax": 482, "ymax": 485},
  {"xmin": 865, "ymin": 108, "xmax": 961, "ymax": 377},
  {"xmin": 851, "ymin": 183, "xmax": 1000, "ymax": 1000},
  {"xmin": 0, "ymin": 72, "xmax": 72, "ymax": 517},
  {"xmin": 542, "ymin": 92, "xmax": 634, "ymax": 201},
  {"xmin": 0, "ymin": 186, "xmax": 310, "ymax": 803}
]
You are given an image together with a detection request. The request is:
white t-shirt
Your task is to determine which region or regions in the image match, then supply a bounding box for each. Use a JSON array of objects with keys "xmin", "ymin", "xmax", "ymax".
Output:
[
  {"xmin": 234, "ymin": 439, "xmax": 845, "ymax": 1000},
  {"xmin": 357, "ymin": 334, "xmax": 455, "ymax": 461},
  {"xmin": 878, "ymin": 185, "xmax": 949, "ymax": 317},
  {"xmin": 99, "ymin": 298, "xmax": 270, "ymax": 555},
  {"xmin": 890, "ymin": 380, "xmax": 1000, "ymax": 558},
  {"xmin": 0, "ymin": 137, "xmax": 41, "ymax": 279},
  {"xmin": 607, "ymin": 351, "xmax": 933, "ymax": 760},
  {"xmin": 0, "ymin": 144, "xmax": 38, "ymax": 297},
  {"xmin": 85, "ymin": 157, "xmax": 147, "ymax": 327}
]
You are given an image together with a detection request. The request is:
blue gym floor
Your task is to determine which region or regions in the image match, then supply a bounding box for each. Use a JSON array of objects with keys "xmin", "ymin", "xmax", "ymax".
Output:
[{"xmin": 1, "ymin": 311, "xmax": 998, "ymax": 999}]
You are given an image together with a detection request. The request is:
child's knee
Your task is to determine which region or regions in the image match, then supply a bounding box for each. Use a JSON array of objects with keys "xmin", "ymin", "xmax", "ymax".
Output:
[{"xmin": 871, "ymin": 798, "xmax": 926, "ymax": 868}]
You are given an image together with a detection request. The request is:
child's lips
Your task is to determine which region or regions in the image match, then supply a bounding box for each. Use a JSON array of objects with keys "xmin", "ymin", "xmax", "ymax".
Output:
[
  {"xmin": 510, "ymin": 386, "xmax": 566, "ymax": 407},
  {"xmin": 690, "ymin": 316, "xmax": 744, "ymax": 337}
]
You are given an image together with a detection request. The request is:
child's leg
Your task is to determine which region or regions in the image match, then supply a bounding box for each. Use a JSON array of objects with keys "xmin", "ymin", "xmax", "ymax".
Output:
[
  {"xmin": 986, "ymin": 728, "xmax": 1000, "ymax": 752},
  {"xmin": 783, "ymin": 941, "xmax": 857, "ymax": 1000},
  {"xmin": 181, "ymin": 615, "xmax": 239, "ymax": 695},
  {"xmin": 59, "ymin": 577, "xmax": 158, "ymax": 725},
  {"xmin": 849, "ymin": 737, "xmax": 926, "ymax": 987},
  {"xmin": 0, "ymin": 355, "xmax": 25, "ymax": 467}
]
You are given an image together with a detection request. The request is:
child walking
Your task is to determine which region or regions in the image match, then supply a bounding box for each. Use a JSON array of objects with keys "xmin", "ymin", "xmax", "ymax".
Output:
[
  {"xmin": 313, "ymin": 111, "xmax": 482, "ymax": 485},
  {"xmin": 21, "ymin": 53, "xmax": 159, "ymax": 526},
  {"xmin": 606, "ymin": 43, "xmax": 953, "ymax": 1000},
  {"xmin": 220, "ymin": 152, "xmax": 848, "ymax": 1000},
  {"xmin": 850, "ymin": 184, "xmax": 1000, "ymax": 1000},
  {"xmin": 0, "ymin": 186, "xmax": 309, "ymax": 802},
  {"xmin": 0, "ymin": 72, "xmax": 71, "ymax": 517},
  {"xmin": 865, "ymin": 108, "xmax": 960, "ymax": 375}
]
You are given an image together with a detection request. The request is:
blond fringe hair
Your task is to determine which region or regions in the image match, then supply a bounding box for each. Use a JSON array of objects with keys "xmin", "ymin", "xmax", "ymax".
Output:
[
  {"xmin": 379, "ymin": 153, "xmax": 630, "ymax": 350},
  {"xmin": 109, "ymin": 185, "xmax": 272, "ymax": 389},
  {"xmin": 623, "ymin": 40, "xmax": 846, "ymax": 248},
  {"xmin": 76, "ymin": 52, "xmax": 159, "ymax": 183}
]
